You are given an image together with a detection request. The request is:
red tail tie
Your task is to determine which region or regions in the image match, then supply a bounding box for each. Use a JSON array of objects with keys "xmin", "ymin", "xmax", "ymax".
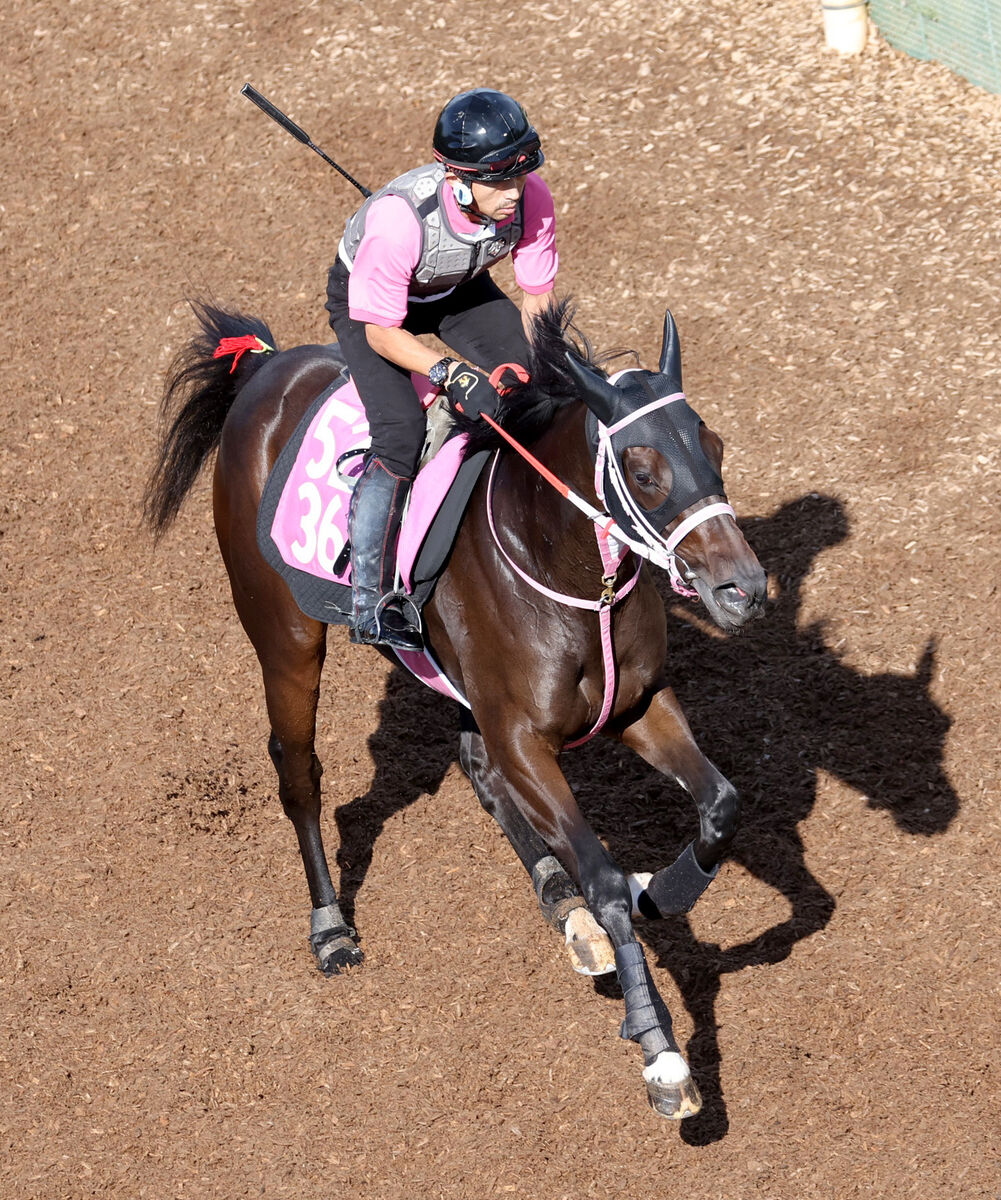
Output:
[{"xmin": 213, "ymin": 334, "xmax": 273, "ymax": 374}]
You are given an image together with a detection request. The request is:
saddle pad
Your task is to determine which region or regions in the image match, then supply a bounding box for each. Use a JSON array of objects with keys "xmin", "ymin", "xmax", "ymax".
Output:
[
  {"xmin": 256, "ymin": 373, "xmax": 365, "ymax": 625},
  {"xmin": 256, "ymin": 369, "xmax": 489, "ymax": 637}
]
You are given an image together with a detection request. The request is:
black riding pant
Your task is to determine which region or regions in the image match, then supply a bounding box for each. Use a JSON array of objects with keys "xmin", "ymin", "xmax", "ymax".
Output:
[{"xmin": 325, "ymin": 258, "xmax": 530, "ymax": 477}]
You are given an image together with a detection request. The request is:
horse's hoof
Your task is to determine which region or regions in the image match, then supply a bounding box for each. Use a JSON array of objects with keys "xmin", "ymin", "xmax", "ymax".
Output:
[
  {"xmin": 643, "ymin": 1052, "xmax": 702, "ymax": 1119},
  {"xmin": 563, "ymin": 906, "xmax": 616, "ymax": 976},
  {"xmin": 311, "ymin": 929, "xmax": 364, "ymax": 975}
]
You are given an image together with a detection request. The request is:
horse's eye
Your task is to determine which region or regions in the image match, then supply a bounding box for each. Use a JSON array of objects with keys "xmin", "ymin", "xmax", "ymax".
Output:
[{"xmin": 633, "ymin": 471, "xmax": 653, "ymax": 488}]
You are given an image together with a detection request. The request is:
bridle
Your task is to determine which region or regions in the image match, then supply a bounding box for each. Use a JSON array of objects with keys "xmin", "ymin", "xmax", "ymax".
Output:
[
  {"xmin": 482, "ymin": 363, "xmax": 734, "ymax": 598},
  {"xmin": 480, "ymin": 362, "xmax": 735, "ymax": 746},
  {"xmin": 592, "ymin": 370, "xmax": 736, "ymax": 598}
]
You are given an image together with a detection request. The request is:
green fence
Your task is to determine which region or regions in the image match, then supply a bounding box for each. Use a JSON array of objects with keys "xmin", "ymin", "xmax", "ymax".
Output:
[{"xmin": 868, "ymin": 0, "xmax": 1001, "ymax": 92}]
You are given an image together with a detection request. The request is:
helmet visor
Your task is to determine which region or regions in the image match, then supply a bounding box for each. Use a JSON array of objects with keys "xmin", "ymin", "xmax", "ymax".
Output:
[{"xmin": 437, "ymin": 141, "xmax": 544, "ymax": 181}]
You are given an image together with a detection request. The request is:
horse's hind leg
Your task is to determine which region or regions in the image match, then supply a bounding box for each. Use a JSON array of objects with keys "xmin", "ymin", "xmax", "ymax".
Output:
[
  {"xmin": 259, "ymin": 632, "xmax": 363, "ymax": 975},
  {"xmin": 458, "ymin": 719, "xmax": 615, "ymax": 976},
  {"xmin": 220, "ymin": 540, "xmax": 361, "ymax": 975}
]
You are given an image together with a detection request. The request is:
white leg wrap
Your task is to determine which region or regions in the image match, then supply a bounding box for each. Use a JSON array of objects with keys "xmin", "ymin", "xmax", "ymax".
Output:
[
  {"xmin": 628, "ymin": 871, "xmax": 653, "ymax": 918},
  {"xmin": 643, "ymin": 1050, "xmax": 691, "ymax": 1086}
]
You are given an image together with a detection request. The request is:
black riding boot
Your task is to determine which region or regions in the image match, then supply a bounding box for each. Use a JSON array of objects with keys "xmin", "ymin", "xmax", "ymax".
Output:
[{"xmin": 348, "ymin": 456, "xmax": 424, "ymax": 651}]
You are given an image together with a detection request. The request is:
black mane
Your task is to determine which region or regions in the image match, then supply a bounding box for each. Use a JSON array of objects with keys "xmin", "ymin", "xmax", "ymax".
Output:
[{"xmin": 448, "ymin": 297, "xmax": 627, "ymax": 456}]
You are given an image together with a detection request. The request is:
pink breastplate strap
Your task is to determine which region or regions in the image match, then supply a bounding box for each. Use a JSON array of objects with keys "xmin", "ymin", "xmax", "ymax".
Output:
[{"xmin": 486, "ymin": 453, "xmax": 642, "ymax": 748}]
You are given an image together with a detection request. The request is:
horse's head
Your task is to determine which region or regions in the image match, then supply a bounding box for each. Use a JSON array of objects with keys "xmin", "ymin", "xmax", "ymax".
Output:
[{"xmin": 566, "ymin": 311, "xmax": 766, "ymax": 631}]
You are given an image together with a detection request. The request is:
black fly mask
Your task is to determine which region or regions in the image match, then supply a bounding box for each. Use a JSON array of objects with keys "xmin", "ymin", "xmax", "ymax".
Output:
[{"xmin": 565, "ymin": 311, "xmax": 731, "ymax": 577}]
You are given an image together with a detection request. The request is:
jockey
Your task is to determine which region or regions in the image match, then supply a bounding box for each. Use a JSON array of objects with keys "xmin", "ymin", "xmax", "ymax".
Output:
[{"xmin": 325, "ymin": 87, "xmax": 558, "ymax": 651}]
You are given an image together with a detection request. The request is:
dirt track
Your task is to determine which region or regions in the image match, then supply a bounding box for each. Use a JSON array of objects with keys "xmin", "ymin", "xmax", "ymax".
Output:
[{"xmin": 3, "ymin": 1, "xmax": 1001, "ymax": 1197}]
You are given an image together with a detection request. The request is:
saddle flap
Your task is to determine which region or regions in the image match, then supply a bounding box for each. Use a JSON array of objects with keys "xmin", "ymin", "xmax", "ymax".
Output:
[{"xmin": 397, "ymin": 433, "xmax": 472, "ymax": 592}]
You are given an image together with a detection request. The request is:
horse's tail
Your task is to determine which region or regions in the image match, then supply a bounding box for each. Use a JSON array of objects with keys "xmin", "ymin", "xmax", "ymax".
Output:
[{"xmin": 143, "ymin": 302, "xmax": 278, "ymax": 538}]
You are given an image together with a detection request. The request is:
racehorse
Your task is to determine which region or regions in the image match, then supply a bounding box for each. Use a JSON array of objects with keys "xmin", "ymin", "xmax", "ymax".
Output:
[{"xmin": 144, "ymin": 299, "xmax": 766, "ymax": 1118}]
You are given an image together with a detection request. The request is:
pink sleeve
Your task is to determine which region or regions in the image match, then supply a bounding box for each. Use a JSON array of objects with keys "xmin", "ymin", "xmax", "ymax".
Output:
[
  {"xmin": 347, "ymin": 195, "xmax": 423, "ymax": 327},
  {"xmin": 511, "ymin": 173, "xmax": 559, "ymax": 295}
]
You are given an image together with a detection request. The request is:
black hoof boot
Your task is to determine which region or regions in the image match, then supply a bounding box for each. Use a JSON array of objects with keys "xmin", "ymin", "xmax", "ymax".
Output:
[{"xmin": 311, "ymin": 926, "xmax": 364, "ymax": 975}]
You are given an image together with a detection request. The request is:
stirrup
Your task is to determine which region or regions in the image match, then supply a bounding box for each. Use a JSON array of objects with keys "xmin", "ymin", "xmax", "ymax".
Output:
[
  {"xmin": 350, "ymin": 595, "xmax": 423, "ymax": 651},
  {"xmin": 349, "ymin": 621, "xmax": 424, "ymax": 651}
]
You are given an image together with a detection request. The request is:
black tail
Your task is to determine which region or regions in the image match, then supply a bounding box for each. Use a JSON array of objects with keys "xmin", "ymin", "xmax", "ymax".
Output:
[{"xmin": 143, "ymin": 302, "xmax": 278, "ymax": 537}]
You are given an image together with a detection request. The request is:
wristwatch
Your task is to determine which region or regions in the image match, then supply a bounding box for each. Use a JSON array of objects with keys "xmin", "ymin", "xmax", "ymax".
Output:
[{"xmin": 428, "ymin": 356, "xmax": 457, "ymax": 388}]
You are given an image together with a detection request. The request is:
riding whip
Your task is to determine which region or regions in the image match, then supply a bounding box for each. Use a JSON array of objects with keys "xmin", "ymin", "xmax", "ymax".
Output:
[{"xmin": 240, "ymin": 83, "xmax": 372, "ymax": 198}]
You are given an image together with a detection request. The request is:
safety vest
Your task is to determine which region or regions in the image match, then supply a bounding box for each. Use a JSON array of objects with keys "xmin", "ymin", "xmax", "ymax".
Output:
[{"xmin": 338, "ymin": 164, "xmax": 524, "ymax": 298}]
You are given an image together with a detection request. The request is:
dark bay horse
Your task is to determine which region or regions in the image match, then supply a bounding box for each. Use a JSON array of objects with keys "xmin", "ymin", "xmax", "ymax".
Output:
[{"xmin": 144, "ymin": 301, "xmax": 766, "ymax": 1118}]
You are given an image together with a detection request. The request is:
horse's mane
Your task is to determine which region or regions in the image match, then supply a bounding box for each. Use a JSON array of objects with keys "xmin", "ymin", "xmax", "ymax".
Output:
[{"xmin": 448, "ymin": 297, "xmax": 633, "ymax": 455}]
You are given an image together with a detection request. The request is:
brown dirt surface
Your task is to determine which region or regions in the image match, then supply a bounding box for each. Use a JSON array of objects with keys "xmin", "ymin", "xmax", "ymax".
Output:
[{"xmin": 3, "ymin": 1, "xmax": 1000, "ymax": 1197}]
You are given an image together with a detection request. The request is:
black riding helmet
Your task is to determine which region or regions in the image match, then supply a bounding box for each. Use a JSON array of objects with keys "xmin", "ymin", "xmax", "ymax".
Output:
[{"xmin": 432, "ymin": 88, "xmax": 544, "ymax": 180}]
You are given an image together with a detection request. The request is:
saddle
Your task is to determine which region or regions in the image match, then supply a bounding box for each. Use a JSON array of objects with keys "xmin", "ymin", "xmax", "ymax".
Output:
[{"xmin": 257, "ymin": 355, "xmax": 489, "ymax": 644}]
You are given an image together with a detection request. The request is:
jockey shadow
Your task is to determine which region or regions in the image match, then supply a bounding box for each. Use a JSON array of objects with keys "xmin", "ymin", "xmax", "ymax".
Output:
[{"xmin": 565, "ymin": 492, "xmax": 959, "ymax": 1144}]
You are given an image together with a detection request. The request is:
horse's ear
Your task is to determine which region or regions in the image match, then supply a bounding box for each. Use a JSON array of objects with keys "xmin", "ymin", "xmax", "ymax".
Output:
[
  {"xmin": 564, "ymin": 351, "xmax": 619, "ymax": 425},
  {"xmin": 916, "ymin": 637, "xmax": 937, "ymax": 688},
  {"xmin": 659, "ymin": 310, "xmax": 683, "ymax": 386}
]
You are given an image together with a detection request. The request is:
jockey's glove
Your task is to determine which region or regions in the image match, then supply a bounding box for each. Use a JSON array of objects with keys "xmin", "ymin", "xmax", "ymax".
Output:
[{"xmin": 446, "ymin": 362, "xmax": 500, "ymax": 420}]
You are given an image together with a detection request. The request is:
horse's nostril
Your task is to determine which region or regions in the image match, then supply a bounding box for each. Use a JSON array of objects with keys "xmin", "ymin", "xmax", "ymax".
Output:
[{"xmin": 715, "ymin": 581, "xmax": 763, "ymax": 612}]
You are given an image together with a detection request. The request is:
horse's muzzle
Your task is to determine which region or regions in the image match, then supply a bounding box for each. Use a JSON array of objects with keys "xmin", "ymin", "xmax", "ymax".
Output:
[{"xmin": 696, "ymin": 568, "xmax": 767, "ymax": 630}]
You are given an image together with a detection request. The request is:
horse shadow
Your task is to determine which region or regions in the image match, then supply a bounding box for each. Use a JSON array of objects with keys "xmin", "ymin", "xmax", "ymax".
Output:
[
  {"xmin": 330, "ymin": 661, "xmax": 461, "ymax": 925},
  {"xmin": 329, "ymin": 492, "xmax": 958, "ymax": 1143},
  {"xmin": 566, "ymin": 492, "xmax": 959, "ymax": 1144}
]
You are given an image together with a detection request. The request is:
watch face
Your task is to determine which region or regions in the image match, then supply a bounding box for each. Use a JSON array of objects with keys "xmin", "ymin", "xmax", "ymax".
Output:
[{"xmin": 429, "ymin": 358, "xmax": 451, "ymax": 386}]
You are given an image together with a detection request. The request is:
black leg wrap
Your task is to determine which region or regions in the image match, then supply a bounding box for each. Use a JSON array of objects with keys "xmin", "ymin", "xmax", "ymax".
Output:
[
  {"xmin": 643, "ymin": 841, "xmax": 719, "ymax": 916},
  {"xmin": 309, "ymin": 903, "xmax": 363, "ymax": 975},
  {"xmin": 615, "ymin": 941, "xmax": 674, "ymax": 1062}
]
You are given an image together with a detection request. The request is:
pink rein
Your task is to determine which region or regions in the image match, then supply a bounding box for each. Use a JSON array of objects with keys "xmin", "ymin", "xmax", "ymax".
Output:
[
  {"xmin": 485, "ymin": 452, "xmax": 641, "ymax": 749},
  {"xmin": 478, "ymin": 363, "xmax": 730, "ymax": 749}
]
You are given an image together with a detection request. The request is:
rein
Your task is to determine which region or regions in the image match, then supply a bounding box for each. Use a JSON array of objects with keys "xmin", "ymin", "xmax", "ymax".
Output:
[
  {"xmin": 485, "ymin": 452, "xmax": 639, "ymax": 749},
  {"xmin": 479, "ymin": 363, "xmax": 732, "ymax": 747}
]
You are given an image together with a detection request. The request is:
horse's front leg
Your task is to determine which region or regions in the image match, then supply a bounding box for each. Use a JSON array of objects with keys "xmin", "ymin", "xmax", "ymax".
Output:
[
  {"xmin": 458, "ymin": 718, "xmax": 615, "ymax": 976},
  {"xmin": 484, "ymin": 725, "xmax": 702, "ymax": 1119},
  {"xmin": 616, "ymin": 683, "xmax": 739, "ymax": 919}
]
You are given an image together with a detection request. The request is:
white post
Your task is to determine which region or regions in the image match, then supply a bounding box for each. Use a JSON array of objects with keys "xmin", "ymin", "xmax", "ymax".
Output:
[{"xmin": 822, "ymin": 0, "xmax": 869, "ymax": 54}]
